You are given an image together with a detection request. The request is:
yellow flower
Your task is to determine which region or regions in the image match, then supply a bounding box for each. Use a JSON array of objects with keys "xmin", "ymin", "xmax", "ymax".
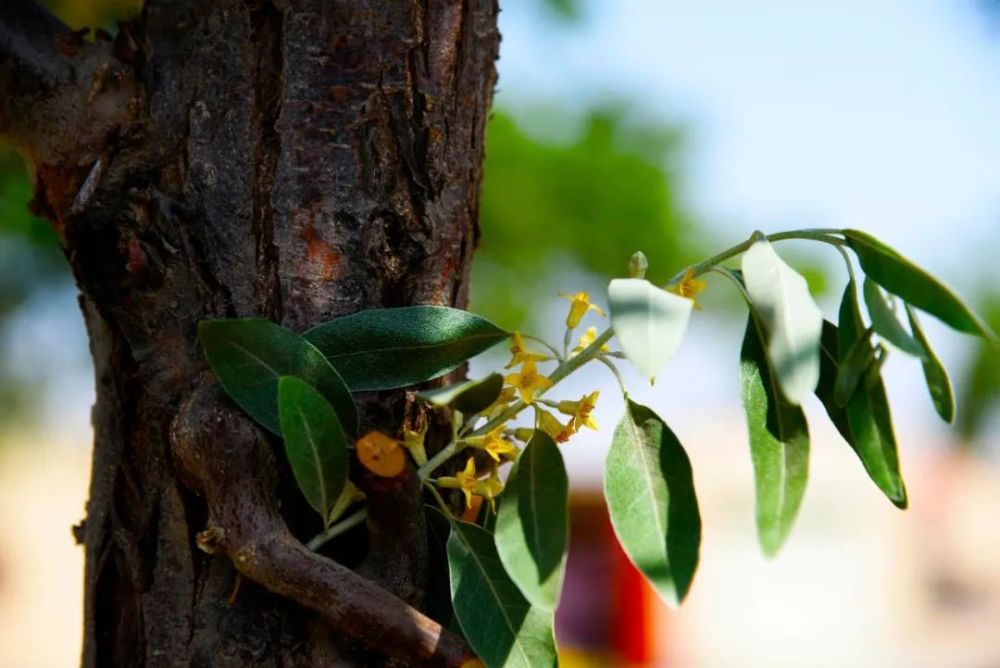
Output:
[
  {"xmin": 505, "ymin": 359, "xmax": 554, "ymax": 404},
  {"xmin": 505, "ymin": 332, "xmax": 550, "ymax": 369},
  {"xmin": 475, "ymin": 474, "xmax": 505, "ymax": 513},
  {"xmin": 464, "ymin": 425, "xmax": 520, "ymax": 462},
  {"xmin": 557, "ymin": 391, "xmax": 600, "ymax": 432},
  {"xmin": 538, "ymin": 409, "xmax": 576, "ymax": 444},
  {"xmin": 667, "ymin": 268, "xmax": 707, "ymax": 309},
  {"xmin": 571, "ymin": 326, "xmax": 610, "ymax": 356},
  {"xmin": 559, "ymin": 291, "xmax": 605, "ymax": 329},
  {"xmin": 436, "ymin": 457, "xmax": 479, "ymax": 509}
]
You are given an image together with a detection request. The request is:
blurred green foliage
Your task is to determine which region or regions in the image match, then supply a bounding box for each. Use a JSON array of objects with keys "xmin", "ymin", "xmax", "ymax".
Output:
[
  {"xmin": 473, "ymin": 108, "xmax": 704, "ymax": 326},
  {"xmin": 957, "ymin": 292, "xmax": 1000, "ymax": 440}
]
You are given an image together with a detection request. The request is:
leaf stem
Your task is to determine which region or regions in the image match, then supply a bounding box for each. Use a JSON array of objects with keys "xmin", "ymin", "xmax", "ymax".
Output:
[
  {"xmin": 523, "ymin": 334, "xmax": 563, "ymax": 361},
  {"xmin": 424, "ymin": 480, "xmax": 457, "ymax": 519},
  {"xmin": 306, "ymin": 508, "xmax": 367, "ymax": 551},
  {"xmin": 667, "ymin": 228, "xmax": 846, "ymax": 286},
  {"xmin": 597, "ymin": 354, "xmax": 629, "ymax": 397}
]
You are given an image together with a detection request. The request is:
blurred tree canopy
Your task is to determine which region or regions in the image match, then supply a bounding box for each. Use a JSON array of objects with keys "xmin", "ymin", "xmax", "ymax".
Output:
[{"xmin": 472, "ymin": 107, "xmax": 703, "ymax": 325}]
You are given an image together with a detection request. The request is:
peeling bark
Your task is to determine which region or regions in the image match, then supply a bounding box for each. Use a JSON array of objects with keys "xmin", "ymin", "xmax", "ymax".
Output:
[{"xmin": 1, "ymin": 0, "xmax": 499, "ymax": 664}]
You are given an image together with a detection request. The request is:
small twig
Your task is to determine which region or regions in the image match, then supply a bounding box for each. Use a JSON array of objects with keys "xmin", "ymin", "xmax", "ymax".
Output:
[{"xmin": 306, "ymin": 508, "xmax": 368, "ymax": 551}]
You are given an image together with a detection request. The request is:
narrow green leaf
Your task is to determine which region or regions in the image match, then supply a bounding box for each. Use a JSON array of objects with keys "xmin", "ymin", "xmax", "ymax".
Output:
[
  {"xmin": 495, "ymin": 430, "xmax": 569, "ymax": 610},
  {"xmin": 741, "ymin": 239, "xmax": 824, "ymax": 405},
  {"xmin": 862, "ymin": 278, "xmax": 924, "ymax": 357},
  {"xmin": 604, "ymin": 399, "xmax": 701, "ymax": 607},
  {"xmin": 815, "ymin": 320, "xmax": 854, "ymax": 445},
  {"xmin": 740, "ymin": 314, "xmax": 810, "ymax": 557},
  {"xmin": 417, "ymin": 373, "xmax": 504, "ymax": 415},
  {"xmin": 844, "ymin": 229, "xmax": 995, "ymax": 339},
  {"xmin": 303, "ymin": 306, "xmax": 509, "ymax": 391},
  {"xmin": 607, "ymin": 277, "xmax": 693, "ymax": 380},
  {"xmin": 448, "ymin": 520, "xmax": 557, "ymax": 668},
  {"xmin": 905, "ymin": 305, "xmax": 955, "ymax": 423},
  {"xmin": 198, "ymin": 319, "xmax": 357, "ymax": 434},
  {"xmin": 833, "ymin": 327, "xmax": 876, "ymax": 407},
  {"xmin": 837, "ymin": 283, "xmax": 907, "ymax": 507},
  {"xmin": 277, "ymin": 376, "xmax": 349, "ymax": 524}
]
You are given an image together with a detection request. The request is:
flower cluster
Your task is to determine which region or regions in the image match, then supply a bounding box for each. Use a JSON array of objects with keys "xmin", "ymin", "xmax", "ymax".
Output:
[{"xmin": 427, "ymin": 291, "xmax": 610, "ymax": 511}]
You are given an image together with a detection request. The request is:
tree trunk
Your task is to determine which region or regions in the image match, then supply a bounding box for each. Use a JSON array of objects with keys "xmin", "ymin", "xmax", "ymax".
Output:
[{"xmin": 1, "ymin": 0, "xmax": 499, "ymax": 664}]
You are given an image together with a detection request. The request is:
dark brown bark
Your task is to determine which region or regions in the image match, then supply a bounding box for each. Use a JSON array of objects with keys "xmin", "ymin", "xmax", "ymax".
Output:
[{"xmin": 2, "ymin": 0, "xmax": 499, "ymax": 665}]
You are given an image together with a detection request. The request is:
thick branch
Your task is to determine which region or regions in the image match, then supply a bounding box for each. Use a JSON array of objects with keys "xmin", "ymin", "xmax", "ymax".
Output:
[
  {"xmin": 0, "ymin": 0, "xmax": 135, "ymax": 225},
  {"xmin": 171, "ymin": 378, "xmax": 477, "ymax": 668}
]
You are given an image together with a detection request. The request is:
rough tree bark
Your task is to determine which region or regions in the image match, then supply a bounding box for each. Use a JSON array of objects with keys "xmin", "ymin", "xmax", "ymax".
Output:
[{"xmin": 1, "ymin": 0, "xmax": 499, "ymax": 665}]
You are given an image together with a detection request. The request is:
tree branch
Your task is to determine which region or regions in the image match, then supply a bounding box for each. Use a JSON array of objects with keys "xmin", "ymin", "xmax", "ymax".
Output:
[
  {"xmin": 171, "ymin": 378, "xmax": 478, "ymax": 668},
  {"xmin": 0, "ymin": 0, "xmax": 74, "ymax": 89},
  {"xmin": 0, "ymin": 0, "xmax": 136, "ymax": 229}
]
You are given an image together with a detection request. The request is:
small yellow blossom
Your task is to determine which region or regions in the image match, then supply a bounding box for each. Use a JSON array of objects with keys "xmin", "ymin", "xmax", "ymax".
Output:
[
  {"xmin": 571, "ymin": 326, "xmax": 610, "ymax": 356},
  {"xmin": 475, "ymin": 474, "xmax": 505, "ymax": 513},
  {"xmin": 556, "ymin": 391, "xmax": 600, "ymax": 432},
  {"xmin": 505, "ymin": 332, "xmax": 550, "ymax": 369},
  {"xmin": 559, "ymin": 291, "xmax": 606, "ymax": 329},
  {"xmin": 505, "ymin": 359, "xmax": 553, "ymax": 404},
  {"xmin": 465, "ymin": 424, "xmax": 520, "ymax": 462},
  {"xmin": 538, "ymin": 409, "xmax": 576, "ymax": 444},
  {"xmin": 436, "ymin": 457, "xmax": 479, "ymax": 509},
  {"xmin": 667, "ymin": 268, "xmax": 707, "ymax": 309}
]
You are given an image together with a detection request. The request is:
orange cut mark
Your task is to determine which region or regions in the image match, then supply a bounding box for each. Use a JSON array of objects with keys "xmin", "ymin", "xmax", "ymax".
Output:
[{"xmin": 356, "ymin": 431, "xmax": 406, "ymax": 478}]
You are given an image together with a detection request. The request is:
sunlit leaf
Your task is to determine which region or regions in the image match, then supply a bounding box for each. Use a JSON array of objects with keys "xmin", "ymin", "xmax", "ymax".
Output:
[
  {"xmin": 604, "ymin": 399, "xmax": 701, "ymax": 607},
  {"xmin": 304, "ymin": 306, "xmax": 509, "ymax": 391},
  {"xmin": 837, "ymin": 283, "xmax": 907, "ymax": 507},
  {"xmin": 741, "ymin": 239, "xmax": 823, "ymax": 404},
  {"xmin": 417, "ymin": 373, "xmax": 504, "ymax": 415},
  {"xmin": 740, "ymin": 314, "xmax": 810, "ymax": 557},
  {"xmin": 198, "ymin": 319, "xmax": 357, "ymax": 435},
  {"xmin": 277, "ymin": 376, "xmax": 349, "ymax": 525},
  {"xmin": 448, "ymin": 520, "xmax": 557, "ymax": 668},
  {"xmin": 862, "ymin": 278, "xmax": 923, "ymax": 357},
  {"xmin": 607, "ymin": 277, "xmax": 693, "ymax": 380},
  {"xmin": 495, "ymin": 430, "xmax": 569, "ymax": 610},
  {"xmin": 905, "ymin": 305, "xmax": 955, "ymax": 423},
  {"xmin": 844, "ymin": 229, "xmax": 995, "ymax": 340}
]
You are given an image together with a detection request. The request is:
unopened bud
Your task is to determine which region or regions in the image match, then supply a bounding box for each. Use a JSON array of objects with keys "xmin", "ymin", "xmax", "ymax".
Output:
[{"xmin": 628, "ymin": 251, "xmax": 649, "ymax": 278}]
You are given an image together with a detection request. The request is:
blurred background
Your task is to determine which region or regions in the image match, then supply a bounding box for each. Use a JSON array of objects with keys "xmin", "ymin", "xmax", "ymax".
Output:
[{"xmin": 1, "ymin": 0, "xmax": 999, "ymax": 666}]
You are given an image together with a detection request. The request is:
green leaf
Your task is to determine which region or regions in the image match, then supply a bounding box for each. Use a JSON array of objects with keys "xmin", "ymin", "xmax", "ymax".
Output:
[
  {"xmin": 905, "ymin": 305, "xmax": 955, "ymax": 423},
  {"xmin": 303, "ymin": 306, "xmax": 509, "ymax": 391},
  {"xmin": 837, "ymin": 283, "xmax": 907, "ymax": 507},
  {"xmin": 277, "ymin": 376, "xmax": 349, "ymax": 524},
  {"xmin": 741, "ymin": 239, "xmax": 824, "ymax": 405},
  {"xmin": 604, "ymin": 399, "xmax": 701, "ymax": 607},
  {"xmin": 448, "ymin": 520, "xmax": 558, "ymax": 668},
  {"xmin": 833, "ymin": 327, "xmax": 876, "ymax": 407},
  {"xmin": 862, "ymin": 278, "xmax": 924, "ymax": 357},
  {"xmin": 844, "ymin": 229, "xmax": 995, "ymax": 339},
  {"xmin": 495, "ymin": 430, "xmax": 569, "ymax": 610},
  {"xmin": 417, "ymin": 373, "xmax": 504, "ymax": 414},
  {"xmin": 607, "ymin": 277, "xmax": 693, "ymax": 380},
  {"xmin": 198, "ymin": 319, "xmax": 358, "ymax": 435},
  {"xmin": 740, "ymin": 314, "xmax": 810, "ymax": 557},
  {"xmin": 815, "ymin": 320, "xmax": 854, "ymax": 445}
]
